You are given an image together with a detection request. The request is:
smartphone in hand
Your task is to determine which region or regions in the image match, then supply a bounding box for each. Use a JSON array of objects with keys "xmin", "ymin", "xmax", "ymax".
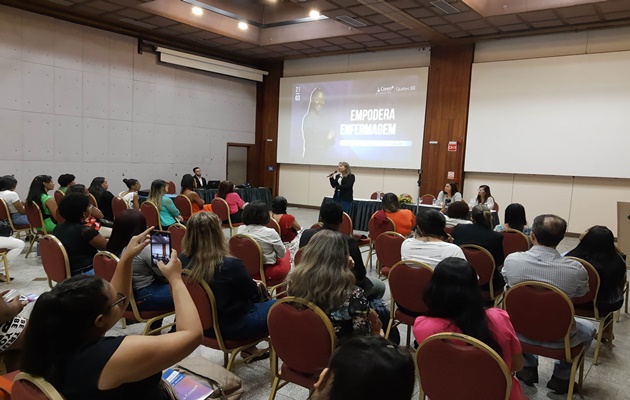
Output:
[{"xmin": 150, "ymin": 230, "xmax": 172, "ymax": 267}]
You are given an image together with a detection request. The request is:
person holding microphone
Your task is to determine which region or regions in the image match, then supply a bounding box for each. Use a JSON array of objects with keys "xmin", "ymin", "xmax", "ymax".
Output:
[{"xmin": 328, "ymin": 162, "xmax": 354, "ymax": 214}]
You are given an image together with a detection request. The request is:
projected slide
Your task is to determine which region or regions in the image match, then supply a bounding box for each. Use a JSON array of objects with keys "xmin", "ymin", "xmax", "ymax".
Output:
[{"xmin": 277, "ymin": 68, "xmax": 428, "ymax": 169}]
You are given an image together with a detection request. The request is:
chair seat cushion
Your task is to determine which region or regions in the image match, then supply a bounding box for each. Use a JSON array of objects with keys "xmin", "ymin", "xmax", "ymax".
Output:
[
  {"xmin": 13, "ymin": 224, "xmax": 30, "ymax": 230},
  {"xmin": 279, "ymin": 364, "xmax": 318, "ymax": 389},
  {"xmin": 0, "ymin": 248, "xmax": 7, "ymax": 253},
  {"xmin": 380, "ymin": 266, "xmax": 391, "ymax": 277},
  {"xmin": 521, "ymin": 342, "xmax": 584, "ymax": 361}
]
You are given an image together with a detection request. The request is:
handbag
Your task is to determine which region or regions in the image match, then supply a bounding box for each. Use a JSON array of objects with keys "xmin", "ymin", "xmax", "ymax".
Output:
[
  {"xmin": 0, "ymin": 221, "xmax": 12, "ymax": 238},
  {"xmin": 174, "ymin": 356, "xmax": 243, "ymax": 400}
]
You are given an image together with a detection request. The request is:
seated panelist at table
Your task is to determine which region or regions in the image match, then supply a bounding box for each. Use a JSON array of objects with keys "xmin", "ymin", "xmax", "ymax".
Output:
[
  {"xmin": 435, "ymin": 182, "xmax": 462, "ymax": 209},
  {"xmin": 193, "ymin": 167, "xmax": 207, "ymax": 189}
]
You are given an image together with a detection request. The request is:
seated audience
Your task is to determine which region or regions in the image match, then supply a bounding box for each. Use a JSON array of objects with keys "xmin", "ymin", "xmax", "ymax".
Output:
[
  {"xmin": 20, "ymin": 229, "xmax": 203, "ymax": 399},
  {"xmin": 237, "ymin": 201, "xmax": 290, "ymax": 282},
  {"xmin": 270, "ymin": 196, "xmax": 301, "ymax": 243},
  {"xmin": 452, "ymin": 205, "xmax": 505, "ymax": 290},
  {"xmin": 375, "ymin": 192, "xmax": 415, "ymax": 236},
  {"xmin": 119, "ymin": 178, "xmax": 141, "ymax": 210},
  {"xmin": 89, "ymin": 177, "xmax": 115, "ymax": 221},
  {"xmin": 107, "ymin": 209, "xmax": 173, "ymax": 312},
  {"xmin": 401, "ymin": 208, "xmax": 466, "ymax": 268},
  {"xmin": 300, "ymin": 200, "xmax": 385, "ymax": 301},
  {"xmin": 414, "ymin": 257, "xmax": 523, "ymax": 400},
  {"xmin": 180, "ymin": 174, "xmax": 213, "ymax": 213},
  {"xmin": 495, "ymin": 203, "xmax": 531, "ymax": 235},
  {"xmin": 312, "ymin": 335, "xmax": 415, "ymax": 400},
  {"xmin": 57, "ymin": 174, "xmax": 75, "ymax": 194},
  {"xmin": 0, "ymin": 235, "xmax": 24, "ymax": 282},
  {"xmin": 469, "ymin": 185, "xmax": 495, "ymax": 210},
  {"xmin": 26, "ymin": 175, "xmax": 57, "ymax": 233},
  {"xmin": 289, "ymin": 229, "xmax": 382, "ymax": 339},
  {"xmin": 215, "ymin": 181, "xmax": 244, "ymax": 223},
  {"xmin": 435, "ymin": 182, "xmax": 462, "ymax": 208},
  {"xmin": 148, "ymin": 179, "xmax": 182, "ymax": 229},
  {"xmin": 53, "ymin": 194, "xmax": 108, "ymax": 276},
  {"xmin": 445, "ymin": 200, "xmax": 472, "ymax": 228},
  {"xmin": 181, "ymin": 212, "xmax": 274, "ymax": 358},
  {"xmin": 0, "ymin": 292, "xmax": 28, "ymax": 359},
  {"xmin": 566, "ymin": 225, "xmax": 626, "ymax": 315},
  {"xmin": 0, "ymin": 175, "xmax": 28, "ymax": 226},
  {"xmin": 67, "ymin": 184, "xmax": 112, "ymax": 238}
]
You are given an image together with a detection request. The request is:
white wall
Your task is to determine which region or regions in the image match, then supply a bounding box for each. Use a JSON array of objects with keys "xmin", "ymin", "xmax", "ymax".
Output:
[
  {"xmin": 279, "ymin": 48, "xmax": 430, "ymax": 205},
  {"xmin": 466, "ymin": 26, "xmax": 630, "ymax": 234},
  {"xmin": 0, "ymin": 5, "xmax": 256, "ymax": 199}
]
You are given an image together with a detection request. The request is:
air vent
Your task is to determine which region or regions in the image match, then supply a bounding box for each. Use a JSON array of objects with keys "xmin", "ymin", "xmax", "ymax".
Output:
[
  {"xmin": 336, "ymin": 15, "xmax": 367, "ymax": 28},
  {"xmin": 430, "ymin": 0, "xmax": 461, "ymax": 14},
  {"xmin": 119, "ymin": 18, "xmax": 157, "ymax": 29}
]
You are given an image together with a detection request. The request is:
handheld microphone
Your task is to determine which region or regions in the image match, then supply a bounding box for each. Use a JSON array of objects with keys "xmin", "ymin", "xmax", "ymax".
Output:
[{"xmin": 327, "ymin": 170, "xmax": 338, "ymax": 178}]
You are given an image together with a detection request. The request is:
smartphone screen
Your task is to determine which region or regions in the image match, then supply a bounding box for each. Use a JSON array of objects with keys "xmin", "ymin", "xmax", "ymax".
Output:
[{"xmin": 150, "ymin": 231, "xmax": 171, "ymax": 267}]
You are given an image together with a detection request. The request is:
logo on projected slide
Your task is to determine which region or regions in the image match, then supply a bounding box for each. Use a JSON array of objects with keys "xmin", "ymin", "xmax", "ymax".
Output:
[
  {"xmin": 376, "ymin": 85, "xmax": 417, "ymax": 94},
  {"xmin": 376, "ymin": 86, "xmax": 395, "ymax": 94}
]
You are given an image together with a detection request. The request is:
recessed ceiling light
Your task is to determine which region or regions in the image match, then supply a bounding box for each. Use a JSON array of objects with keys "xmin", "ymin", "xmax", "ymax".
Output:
[
  {"xmin": 309, "ymin": 10, "xmax": 320, "ymax": 19},
  {"xmin": 238, "ymin": 21, "xmax": 248, "ymax": 30},
  {"xmin": 192, "ymin": 6, "xmax": 203, "ymax": 16}
]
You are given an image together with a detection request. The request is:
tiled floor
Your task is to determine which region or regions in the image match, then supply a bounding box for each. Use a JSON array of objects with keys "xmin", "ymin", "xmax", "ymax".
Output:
[{"xmin": 6, "ymin": 207, "xmax": 628, "ymax": 399}]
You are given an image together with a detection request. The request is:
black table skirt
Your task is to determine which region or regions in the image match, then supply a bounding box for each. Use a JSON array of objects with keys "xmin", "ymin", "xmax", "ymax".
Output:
[
  {"xmin": 320, "ymin": 197, "xmax": 500, "ymax": 232},
  {"xmin": 195, "ymin": 188, "xmax": 272, "ymax": 206}
]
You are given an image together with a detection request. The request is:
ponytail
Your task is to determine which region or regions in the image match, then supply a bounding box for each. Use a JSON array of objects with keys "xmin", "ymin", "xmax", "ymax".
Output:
[{"xmin": 471, "ymin": 205, "xmax": 493, "ymax": 230}]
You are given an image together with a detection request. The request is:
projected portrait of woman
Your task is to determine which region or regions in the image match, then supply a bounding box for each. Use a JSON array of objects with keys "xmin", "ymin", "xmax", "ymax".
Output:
[{"xmin": 301, "ymin": 87, "xmax": 336, "ymax": 158}]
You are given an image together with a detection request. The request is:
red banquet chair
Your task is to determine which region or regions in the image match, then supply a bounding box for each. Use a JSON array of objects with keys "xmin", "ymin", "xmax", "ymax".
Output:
[
  {"xmin": 501, "ymin": 228, "xmax": 530, "ymax": 259},
  {"xmin": 266, "ymin": 218, "xmax": 281, "ymax": 235},
  {"xmin": 174, "ymin": 195, "xmax": 193, "ymax": 222},
  {"xmin": 366, "ymin": 215, "xmax": 396, "ymax": 270},
  {"xmin": 111, "ymin": 196, "xmax": 129, "ymax": 219},
  {"xmin": 268, "ymin": 297, "xmax": 336, "ymax": 400},
  {"xmin": 229, "ymin": 234, "xmax": 287, "ymax": 297},
  {"xmin": 460, "ymin": 244, "xmax": 504, "ymax": 307},
  {"xmin": 210, "ymin": 197, "xmax": 243, "ymax": 237},
  {"xmin": 168, "ymin": 223, "xmax": 186, "ymax": 255},
  {"xmin": 24, "ymin": 202, "xmax": 48, "ymax": 258},
  {"xmin": 11, "ymin": 372, "xmax": 64, "ymax": 400},
  {"xmin": 39, "ymin": 235, "xmax": 71, "ymax": 289},
  {"xmin": 420, "ymin": 194, "xmax": 435, "ymax": 205},
  {"xmin": 374, "ymin": 231, "xmax": 405, "ymax": 278},
  {"xmin": 140, "ymin": 201, "xmax": 162, "ymax": 230},
  {"xmin": 0, "ymin": 198, "xmax": 30, "ymax": 239},
  {"xmin": 53, "ymin": 190, "xmax": 64, "ymax": 205}
]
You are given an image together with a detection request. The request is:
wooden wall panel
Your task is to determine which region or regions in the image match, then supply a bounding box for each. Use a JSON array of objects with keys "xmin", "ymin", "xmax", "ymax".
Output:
[
  {"xmin": 250, "ymin": 61, "xmax": 282, "ymax": 195},
  {"xmin": 420, "ymin": 44, "xmax": 474, "ymax": 198}
]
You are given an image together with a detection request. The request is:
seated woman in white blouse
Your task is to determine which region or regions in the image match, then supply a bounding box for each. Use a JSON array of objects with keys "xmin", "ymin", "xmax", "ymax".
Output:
[
  {"xmin": 435, "ymin": 182, "xmax": 462, "ymax": 208},
  {"xmin": 469, "ymin": 185, "xmax": 495, "ymax": 210}
]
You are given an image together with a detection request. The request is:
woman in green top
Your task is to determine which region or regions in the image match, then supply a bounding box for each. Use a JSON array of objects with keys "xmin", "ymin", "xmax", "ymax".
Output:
[{"xmin": 26, "ymin": 175, "xmax": 58, "ymax": 233}]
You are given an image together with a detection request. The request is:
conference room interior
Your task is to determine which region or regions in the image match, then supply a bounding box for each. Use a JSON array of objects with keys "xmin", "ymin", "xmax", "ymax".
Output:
[{"xmin": 2, "ymin": 1, "xmax": 630, "ymax": 399}]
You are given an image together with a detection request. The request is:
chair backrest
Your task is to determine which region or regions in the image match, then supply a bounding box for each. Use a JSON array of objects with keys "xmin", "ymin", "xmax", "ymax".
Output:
[
  {"xmin": 24, "ymin": 202, "xmax": 45, "ymax": 232},
  {"xmin": 0, "ymin": 199, "xmax": 11, "ymax": 224},
  {"xmin": 39, "ymin": 235, "xmax": 71, "ymax": 285},
  {"xmin": 368, "ymin": 214, "xmax": 396, "ymax": 240},
  {"xmin": 87, "ymin": 193, "xmax": 98, "ymax": 208},
  {"xmin": 310, "ymin": 222, "xmax": 323, "ymax": 230},
  {"xmin": 388, "ymin": 260, "xmax": 433, "ymax": 315},
  {"xmin": 370, "ymin": 192, "xmax": 380, "ymax": 200},
  {"xmin": 420, "ymin": 194, "xmax": 435, "ymax": 205},
  {"xmin": 268, "ymin": 297, "xmax": 336, "ymax": 378},
  {"xmin": 140, "ymin": 201, "xmax": 162, "ymax": 230},
  {"xmin": 460, "ymin": 244, "xmax": 496, "ymax": 287},
  {"xmin": 168, "ymin": 223, "xmax": 187, "ymax": 255},
  {"xmin": 504, "ymin": 281, "xmax": 575, "ymax": 344},
  {"xmin": 339, "ymin": 212, "xmax": 353, "ymax": 236},
  {"xmin": 167, "ymin": 181, "xmax": 176, "ymax": 194},
  {"xmin": 493, "ymin": 201, "xmax": 499, "ymax": 212},
  {"xmin": 266, "ymin": 218, "xmax": 281, "ymax": 235},
  {"xmin": 294, "ymin": 247, "xmax": 304, "ymax": 265},
  {"xmin": 54, "ymin": 209, "xmax": 65, "ymax": 224},
  {"xmin": 93, "ymin": 251, "xmax": 120, "ymax": 282},
  {"xmin": 417, "ymin": 333, "xmax": 511, "ymax": 400},
  {"xmin": 111, "ymin": 196, "xmax": 129, "ymax": 219},
  {"xmin": 229, "ymin": 234, "xmax": 265, "ymax": 281},
  {"xmin": 444, "ymin": 226, "xmax": 454, "ymax": 235},
  {"xmin": 12, "ymin": 372, "xmax": 64, "ymax": 400},
  {"xmin": 53, "ymin": 190, "xmax": 64, "ymax": 205},
  {"xmin": 181, "ymin": 271, "xmax": 219, "ymax": 338},
  {"xmin": 210, "ymin": 198, "xmax": 230, "ymax": 222},
  {"xmin": 174, "ymin": 195, "xmax": 193, "ymax": 221},
  {"xmin": 566, "ymin": 257, "xmax": 600, "ymax": 307},
  {"xmin": 374, "ymin": 231, "xmax": 405, "ymax": 269},
  {"xmin": 500, "ymin": 229, "xmax": 530, "ymax": 258}
]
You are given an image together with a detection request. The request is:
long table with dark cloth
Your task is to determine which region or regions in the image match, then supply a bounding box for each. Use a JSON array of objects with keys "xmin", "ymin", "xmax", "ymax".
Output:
[
  {"xmin": 195, "ymin": 187, "xmax": 272, "ymax": 206},
  {"xmin": 320, "ymin": 196, "xmax": 499, "ymax": 232}
]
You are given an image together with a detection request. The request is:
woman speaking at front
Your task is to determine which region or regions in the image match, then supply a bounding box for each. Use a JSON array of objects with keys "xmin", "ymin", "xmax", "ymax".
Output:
[{"xmin": 328, "ymin": 162, "xmax": 354, "ymax": 214}]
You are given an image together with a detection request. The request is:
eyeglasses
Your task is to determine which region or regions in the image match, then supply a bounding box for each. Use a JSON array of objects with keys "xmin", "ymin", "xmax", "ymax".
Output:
[{"xmin": 104, "ymin": 293, "xmax": 127, "ymax": 313}]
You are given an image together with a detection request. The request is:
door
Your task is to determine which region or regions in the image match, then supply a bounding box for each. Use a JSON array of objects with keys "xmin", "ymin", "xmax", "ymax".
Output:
[{"xmin": 226, "ymin": 144, "xmax": 249, "ymax": 185}]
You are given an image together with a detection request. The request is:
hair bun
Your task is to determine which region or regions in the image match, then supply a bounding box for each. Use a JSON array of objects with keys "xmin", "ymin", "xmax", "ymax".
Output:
[{"xmin": 123, "ymin": 178, "xmax": 129, "ymax": 184}]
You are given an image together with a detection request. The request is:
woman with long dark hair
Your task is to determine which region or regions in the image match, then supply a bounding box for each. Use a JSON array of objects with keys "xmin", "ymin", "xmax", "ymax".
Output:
[
  {"xmin": 26, "ymin": 174, "xmax": 57, "ymax": 233},
  {"xmin": 414, "ymin": 257, "xmax": 523, "ymax": 400},
  {"xmin": 566, "ymin": 226, "xmax": 626, "ymax": 314},
  {"xmin": 20, "ymin": 228, "xmax": 202, "ymax": 399},
  {"xmin": 89, "ymin": 177, "xmax": 115, "ymax": 221},
  {"xmin": 469, "ymin": 185, "xmax": 495, "ymax": 210},
  {"xmin": 180, "ymin": 174, "xmax": 213, "ymax": 214},
  {"xmin": 329, "ymin": 161, "xmax": 354, "ymax": 214},
  {"xmin": 215, "ymin": 180, "xmax": 244, "ymax": 223},
  {"xmin": 494, "ymin": 203, "xmax": 531, "ymax": 235},
  {"xmin": 435, "ymin": 182, "xmax": 461, "ymax": 209},
  {"xmin": 148, "ymin": 179, "xmax": 182, "ymax": 229}
]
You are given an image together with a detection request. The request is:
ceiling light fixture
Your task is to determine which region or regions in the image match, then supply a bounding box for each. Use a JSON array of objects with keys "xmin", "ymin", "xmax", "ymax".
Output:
[
  {"xmin": 192, "ymin": 6, "xmax": 203, "ymax": 16},
  {"xmin": 309, "ymin": 10, "xmax": 320, "ymax": 19},
  {"xmin": 238, "ymin": 21, "xmax": 248, "ymax": 30}
]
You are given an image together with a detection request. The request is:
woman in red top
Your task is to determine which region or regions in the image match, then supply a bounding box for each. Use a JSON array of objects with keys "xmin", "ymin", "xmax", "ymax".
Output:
[
  {"xmin": 270, "ymin": 196, "xmax": 301, "ymax": 243},
  {"xmin": 215, "ymin": 181, "xmax": 244, "ymax": 223}
]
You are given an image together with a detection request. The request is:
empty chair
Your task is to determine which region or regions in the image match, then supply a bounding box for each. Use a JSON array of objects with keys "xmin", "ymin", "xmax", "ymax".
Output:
[
  {"xmin": 168, "ymin": 223, "xmax": 186, "ymax": 255},
  {"xmin": 417, "ymin": 333, "xmax": 512, "ymax": 400},
  {"xmin": 39, "ymin": 235, "xmax": 71, "ymax": 289},
  {"xmin": 501, "ymin": 229, "xmax": 530, "ymax": 259},
  {"xmin": 374, "ymin": 231, "xmax": 405, "ymax": 278},
  {"xmin": 111, "ymin": 196, "xmax": 129, "ymax": 219},
  {"xmin": 140, "ymin": 201, "xmax": 162, "ymax": 230},
  {"xmin": 268, "ymin": 297, "xmax": 336, "ymax": 400},
  {"xmin": 420, "ymin": 194, "xmax": 435, "ymax": 205}
]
